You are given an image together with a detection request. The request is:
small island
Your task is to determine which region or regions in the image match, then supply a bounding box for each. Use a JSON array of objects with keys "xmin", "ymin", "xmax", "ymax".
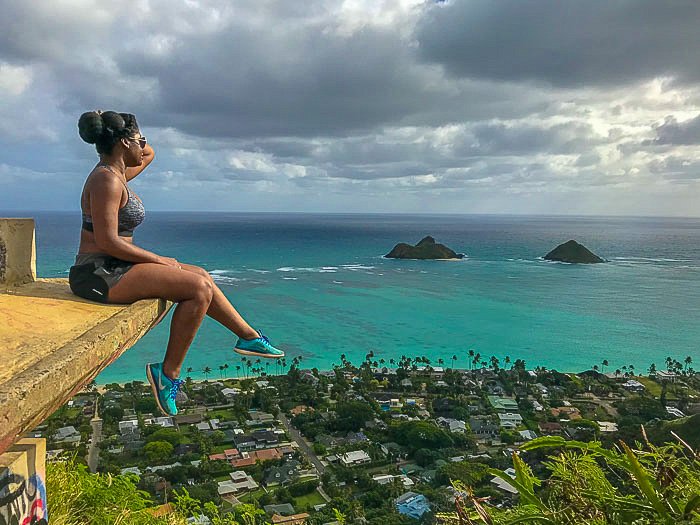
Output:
[
  {"xmin": 543, "ymin": 240, "xmax": 605, "ymax": 264},
  {"xmin": 385, "ymin": 236, "xmax": 464, "ymax": 260}
]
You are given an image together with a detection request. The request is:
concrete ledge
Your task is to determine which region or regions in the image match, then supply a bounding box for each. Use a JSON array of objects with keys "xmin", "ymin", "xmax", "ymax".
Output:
[
  {"xmin": 0, "ymin": 278, "xmax": 171, "ymax": 455},
  {"xmin": 0, "ymin": 219, "xmax": 36, "ymax": 286},
  {"xmin": 0, "ymin": 438, "xmax": 46, "ymax": 523}
]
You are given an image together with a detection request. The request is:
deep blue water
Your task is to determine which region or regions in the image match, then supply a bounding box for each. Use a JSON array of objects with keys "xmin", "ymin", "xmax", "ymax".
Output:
[{"xmin": 8, "ymin": 211, "xmax": 700, "ymax": 382}]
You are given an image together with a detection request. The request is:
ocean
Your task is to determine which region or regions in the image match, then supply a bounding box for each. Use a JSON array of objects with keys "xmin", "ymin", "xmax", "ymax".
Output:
[{"xmin": 9, "ymin": 211, "xmax": 700, "ymax": 383}]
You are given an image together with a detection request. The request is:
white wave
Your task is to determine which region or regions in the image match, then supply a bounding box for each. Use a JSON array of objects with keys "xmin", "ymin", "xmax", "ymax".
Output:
[
  {"xmin": 282, "ymin": 277, "xmax": 298, "ymax": 280},
  {"xmin": 248, "ymin": 269, "xmax": 271, "ymax": 274},
  {"xmin": 614, "ymin": 256, "xmax": 690, "ymax": 262},
  {"xmin": 209, "ymin": 269, "xmax": 230, "ymax": 275},
  {"xmin": 211, "ymin": 275, "xmax": 245, "ymax": 284},
  {"xmin": 342, "ymin": 264, "xmax": 376, "ymax": 270},
  {"xmin": 332, "ymin": 280, "xmax": 344, "ymax": 284},
  {"xmin": 277, "ymin": 266, "xmax": 336, "ymax": 273}
]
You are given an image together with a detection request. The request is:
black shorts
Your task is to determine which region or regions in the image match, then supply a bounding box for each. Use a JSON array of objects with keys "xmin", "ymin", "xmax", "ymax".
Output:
[{"xmin": 69, "ymin": 253, "xmax": 134, "ymax": 304}]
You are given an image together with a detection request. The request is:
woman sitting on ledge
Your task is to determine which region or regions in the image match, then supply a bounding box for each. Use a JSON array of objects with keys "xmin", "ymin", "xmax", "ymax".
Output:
[{"xmin": 70, "ymin": 110, "xmax": 284, "ymax": 416}]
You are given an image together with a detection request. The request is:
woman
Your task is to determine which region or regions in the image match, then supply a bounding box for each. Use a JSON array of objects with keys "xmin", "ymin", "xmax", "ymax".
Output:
[{"xmin": 70, "ymin": 110, "xmax": 284, "ymax": 417}]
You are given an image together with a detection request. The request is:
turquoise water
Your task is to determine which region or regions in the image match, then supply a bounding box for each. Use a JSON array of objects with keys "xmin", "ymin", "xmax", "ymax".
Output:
[{"xmin": 16, "ymin": 211, "xmax": 700, "ymax": 382}]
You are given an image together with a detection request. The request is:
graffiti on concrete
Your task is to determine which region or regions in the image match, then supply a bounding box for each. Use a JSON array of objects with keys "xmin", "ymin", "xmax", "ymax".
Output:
[{"xmin": 0, "ymin": 471, "xmax": 47, "ymax": 525}]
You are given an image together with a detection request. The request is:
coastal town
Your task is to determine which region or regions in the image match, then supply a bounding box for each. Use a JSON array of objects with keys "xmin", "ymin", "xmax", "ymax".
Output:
[{"xmin": 36, "ymin": 353, "xmax": 698, "ymax": 524}]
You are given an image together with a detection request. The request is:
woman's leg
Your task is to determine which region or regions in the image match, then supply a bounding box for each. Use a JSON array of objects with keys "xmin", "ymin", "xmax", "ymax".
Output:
[
  {"xmin": 178, "ymin": 263, "xmax": 258, "ymax": 340},
  {"xmin": 107, "ymin": 263, "xmax": 214, "ymax": 379}
]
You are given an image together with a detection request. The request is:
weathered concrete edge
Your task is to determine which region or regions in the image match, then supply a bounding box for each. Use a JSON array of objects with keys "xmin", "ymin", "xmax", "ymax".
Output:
[{"xmin": 0, "ymin": 297, "xmax": 171, "ymax": 455}]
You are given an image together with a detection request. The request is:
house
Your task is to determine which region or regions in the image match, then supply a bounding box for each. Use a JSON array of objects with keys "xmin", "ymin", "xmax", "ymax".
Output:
[
  {"xmin": 597, "ymin": 421, "xmax": 618, "ymax": 433},
  {"xmin": 655, "ymin": 370, "xmax": 677, "ymax": 382},
  {"xmin": 666, "ymin": 406, "xmax": 685, "ymax": 418},
  {"xmin": 174, "ymin": 413, "xmax": 204, "ymax": 426},
  {"xmin": 270, "ymin": 513, "xmax": 310, "ymax": 525},
  {"xmin": 538, "ymin": 421, "xmax": 563, "ymax": 435},
  {"xmin": 518, "ymin": 430, "xmax": 538, "ymax": 441},
  {"xmin": 53, "ymin": 426, "xmax": 81, "ymax": 444},
  {"xmin": 252, "ymin": 429, "xmax": 279, "ymax": 448},
  {"xmin": 395, "ymin": 492, "xmax": 430, "ymax": 520},
  {"xmin": 264, "ymin": 460, "xmax": 301, "ymax": 486},
  {"xmin": 264, "ymin": 504, "xmax": 296, "ymax": 516},
  {"xmin": 234, "ymin": 434, "xmax": 258, "ymax": 451},
  {"xmin": 228, "ymin": 471, "xmax": 258, "ymax": 492},
  {"xmin": 247, "ymin": 411, "xmax": 276, "ymax": 425},
  {"xmin": 390, "ymin": 398, "xmax": 403, "ymax": 408},
  {"xmin": 469, "ymin": 417, "xmax": 499, "ymax": 438},
  {"xmin": 498, "ymin": 412, "xmax": 523, "ymax": 429},
  {"xmin": 143, "ymin": 416, "xmax": 175, "ymax": 428},
  {"xmin": 221, "ymin": 387, "xmax": 241, "ymax": 398},
  {"xmin": 531, "ymin": 400, "xmax": 544, "ymax": 412},
  {"xmin": 118, "ymin": 420, "xmax": 139, "ymax": 435},
  {"xmin": 372, "ymin": 474, "xmax": 414, "ymax": 488},
  {"xmin": 400, "ymin": 379, "xmax": 413, "ymax": 388},
  {"xmin": 622, "ymin": 380, "xmax": 645, "ymax": 392},
  {"xmin": 289, "ymin": 405, "xmax": 313, "ymax": 416},
  {"xmin": 488, "ymin": 396, "xmax": 520, "ymax": 412},
  {"xmin": 344, "ymin": 431, "xmax": 369, "ymax": 444},
  {"xmin": 436, "ymin": 417, "xmax": 467, "ymax": 434},
  {"xmin": 490, "ymin": 468, "xmax": 518, "ymax": 496},
  {"xmin": 550, "ymin": 406, "xmax": 581, "ymax": 420},
  {"xmin": 120, "ymin": 466, "xmax": 142, "ymax": 476},
  {"xmin": 339, "ymin": 450, "xmax": 371, "ymax": 467}
]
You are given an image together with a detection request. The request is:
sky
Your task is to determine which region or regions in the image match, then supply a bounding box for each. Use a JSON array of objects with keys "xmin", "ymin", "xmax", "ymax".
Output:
[{"xmin": 1, "ymin": 0, "xmax": 700, "ymax": 216}]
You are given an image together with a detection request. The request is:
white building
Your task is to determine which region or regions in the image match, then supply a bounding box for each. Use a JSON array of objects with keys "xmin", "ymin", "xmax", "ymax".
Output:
[
  {"xmin": 53, "ymin": 426, "xmax": 81, "ymax": 444},
  {"xmin": 498, "ymin": 412, "xmax": 523, "ymax": 429},
  {"xmin": 340, "ymin": 450, "xmax": 371, "ymax": 466}
]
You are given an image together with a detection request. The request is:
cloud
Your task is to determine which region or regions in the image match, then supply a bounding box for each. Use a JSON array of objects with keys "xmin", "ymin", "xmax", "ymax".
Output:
[
  {"xmin": 0, "ymin": 0, "xmax": 699, "ymax": 216},
  {"xmin": 415, "ymin": 0, "xmax": 700, "ymax": 88},
  {"xmin": 648, "ymin": 115, "xmax": 700, "ymax": 145}
]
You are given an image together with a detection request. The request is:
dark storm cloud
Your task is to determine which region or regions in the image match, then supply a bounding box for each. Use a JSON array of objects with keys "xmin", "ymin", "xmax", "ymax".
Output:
[
  {"xmin": 648, "ymin": 115, "xmax": 700, "ymax": 145},
  {"xmin": 416, "ymin": 1, "xmax": 700, "ymax": 88}
]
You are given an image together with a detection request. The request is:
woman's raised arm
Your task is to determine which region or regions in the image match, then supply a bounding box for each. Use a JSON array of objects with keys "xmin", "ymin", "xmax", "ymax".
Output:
[{"xmin": 126, "ymin": 143, "xmax": 154, "ymax": 181}]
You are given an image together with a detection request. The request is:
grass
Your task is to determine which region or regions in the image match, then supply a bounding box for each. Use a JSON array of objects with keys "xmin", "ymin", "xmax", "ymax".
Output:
[
  {"xmin": 238, "ymin": 488, "xmax": 267, "ymax": 503},
  {"xmin": 636, "ymin": 377, "xmax": 663, "ymax": 397},
  {"xmin": 293, "ymin": 489, "xmax": 326, "ymax": 510}
]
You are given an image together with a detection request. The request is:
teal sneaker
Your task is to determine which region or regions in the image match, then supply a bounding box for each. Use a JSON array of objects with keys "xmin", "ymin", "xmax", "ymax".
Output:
[
  {"xmin": 234, "ymin": 330, "xmax": 285, "ymax": 358},
  {"xmin": 146, "ymin": 362, "xmax": 184, "ymax": 416}
]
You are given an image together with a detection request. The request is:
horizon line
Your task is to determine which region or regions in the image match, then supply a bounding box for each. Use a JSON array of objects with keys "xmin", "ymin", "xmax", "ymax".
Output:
[{"xmin": 3, "ymin": 209, "xmax": 700, "ymax": 220}]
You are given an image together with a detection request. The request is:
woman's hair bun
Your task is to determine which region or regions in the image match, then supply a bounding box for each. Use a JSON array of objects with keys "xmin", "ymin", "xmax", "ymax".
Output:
[
  {"xmin": 100, "ymin": 111, "xmax": 126, "ymax": 132},
  {"xmin": 78, "ymin": 111, "xmax": 104, "ymax": 144}
]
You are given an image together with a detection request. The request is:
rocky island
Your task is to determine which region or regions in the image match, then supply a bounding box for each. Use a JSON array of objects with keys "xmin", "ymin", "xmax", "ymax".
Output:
[
  {"xmin": 543, "ymin": 240, "xmax": 605, "ymax": 264},
  {"xmin": 385, "ymin": 236, "xmax": 464, "ymax": 260}
]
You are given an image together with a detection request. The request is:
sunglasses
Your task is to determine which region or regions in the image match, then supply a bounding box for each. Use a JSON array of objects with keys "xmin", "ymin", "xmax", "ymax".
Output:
[{"xmin": 127, "ymin": 136, "xmax": 148, "ymax": 148}]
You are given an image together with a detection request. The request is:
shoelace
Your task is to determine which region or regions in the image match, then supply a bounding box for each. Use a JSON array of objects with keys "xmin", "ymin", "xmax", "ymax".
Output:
[
  {"xmin": 168, "ymin": 378, "xmax": 185, "ymax": 400},
  {"xmin": 258, "ymin": 331, "xmax": 271, "ymax": 345}
]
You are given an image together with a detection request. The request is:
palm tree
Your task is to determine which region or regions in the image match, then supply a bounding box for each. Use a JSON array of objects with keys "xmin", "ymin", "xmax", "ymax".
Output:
[
  {"xmin": 504, "ymin": 356, "xmax": 511, "ymax": 370},
  {"xmin": 438, "ymin": 358, "xmax": 445, "ymax": 368},
  {"xmin": 186, "ymin": 367, "xmax": 193, "ymax": 380},
  {"xmin": 235, "ymin": 365, "xmax": 241, "ymax": 378},
  {"xmin": 202, "ymin": 367, "xmax": 212, "ymax": 380},
  {"xmin": 601, "ymin": 359, "xmax": 609, "ymax": 373},
  {"xmin": 648, "ymin": 363, "xmax": 656, "ymax": 376},
  {"xmin": 684, "ymin": 356, "xmax": 692, "ymax": 373},
  {"xmin": 468, "ymin": 349, "xmax": 475, "ymax": 370},
  {"xmin": 451, "ymin": 354, "xmax": 458, "ymax": 369},
  {"xmin": 218, "ymin": 365, "xmax": 225, "ymax": 379},
  {"xmin": 223, "ymin": 363, "xmax": 229, "ymax": 378}
]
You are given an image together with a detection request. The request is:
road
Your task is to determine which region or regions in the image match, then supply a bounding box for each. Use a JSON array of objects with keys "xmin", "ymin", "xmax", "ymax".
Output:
[{"xmin": 277, "ymin": 412, "xmax": 326, "ymax": 476}]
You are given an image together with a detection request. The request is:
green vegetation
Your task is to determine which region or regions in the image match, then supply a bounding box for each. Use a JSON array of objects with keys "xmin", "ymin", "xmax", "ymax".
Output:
[
  {"xmin": 47, "ymin": 458, "xmax": 184, "ymax": 525},
  {"xmin": 439, "ymin": 436, "xmax": 700, "ymax": 524}
]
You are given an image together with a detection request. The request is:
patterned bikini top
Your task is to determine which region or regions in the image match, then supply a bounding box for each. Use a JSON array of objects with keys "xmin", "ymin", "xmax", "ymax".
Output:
[{"xmin": 81, "ymin": 165, "xmax": 145, "ymax": 237}]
